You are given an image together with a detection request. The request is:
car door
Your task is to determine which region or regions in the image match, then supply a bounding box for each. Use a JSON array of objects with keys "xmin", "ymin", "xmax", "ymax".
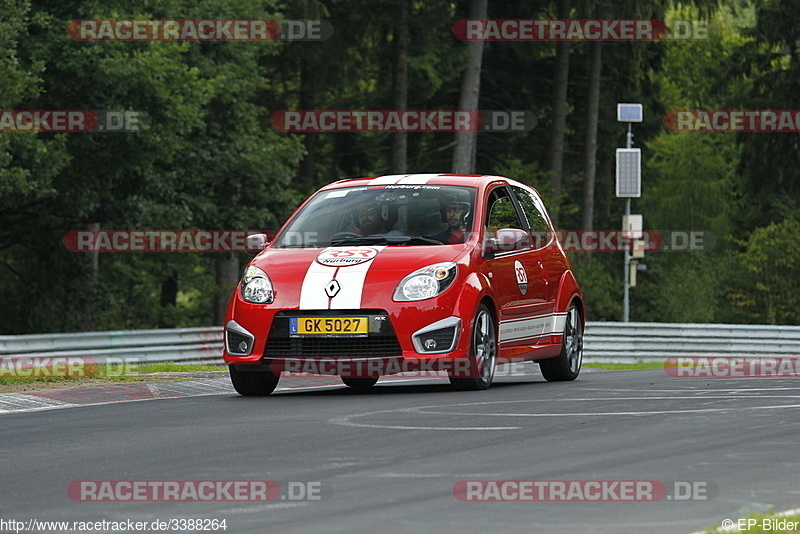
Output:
[
  {"xmin": 483, "ymin": 185, "xmax": 543, "ymax": 353},
  {"xmin": 511, "ymin": 185, "xmax": 559, "ymax": 315}
]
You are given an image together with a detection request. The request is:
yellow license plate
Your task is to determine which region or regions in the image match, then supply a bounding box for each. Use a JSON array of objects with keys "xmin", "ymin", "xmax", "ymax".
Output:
[{"xmin": 290, "ymin": 317, "xmax": 369, "ymax": 335}]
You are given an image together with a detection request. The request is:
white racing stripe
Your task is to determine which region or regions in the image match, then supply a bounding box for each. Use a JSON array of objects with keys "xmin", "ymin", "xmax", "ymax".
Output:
[
  {"xmin": 299, "ymin": 247, "xmax": 386, "ymax": 310},
  {"xmin": 368, "ymin": 175, "xmax": 402, "ymax": 185},
  {"xmin": 328, "ymin": 255, "xmax": 373, "ymax": 309},
  {"xmin": 367, "ymin": 173, "xmax": 443, "ymax": 186},
  {"xmin": 499, "ymin": 312, "xmax": 567, "ymax": 344},
  {"xmin": 396, "ymin": 174, "xmax": 439, "ymax": 184},
  {"xmin": 298, "ymin": 261, "xmax": 338, "ymax": 309}
]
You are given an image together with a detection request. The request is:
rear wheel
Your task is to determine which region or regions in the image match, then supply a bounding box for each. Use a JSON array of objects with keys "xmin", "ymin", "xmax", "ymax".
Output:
[
  {"xmin": 341, "ymin": 376, "xmax": 379, "ymax": 389},
  {"xmin": 229, "ymin": 365, "xmax": 279, "ymax": 396},
  {"xmin": 450, "ymin": 304, "xmax": 497, "ymax": 390},
  {"xmin": 539, "ymin": 302, "xmax": 583, "ymax": 381}
]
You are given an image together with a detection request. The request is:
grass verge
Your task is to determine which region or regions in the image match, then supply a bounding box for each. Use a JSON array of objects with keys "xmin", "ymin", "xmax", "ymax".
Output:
[{"xmin": 0, "ymin": 362, "xmax": 225, "ymax": 389}]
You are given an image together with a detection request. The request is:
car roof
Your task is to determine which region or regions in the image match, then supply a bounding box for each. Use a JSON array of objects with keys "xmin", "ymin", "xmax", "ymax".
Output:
[{"xmin": 322, "ymin": 173, "xmax": 525, "ymax": 190}]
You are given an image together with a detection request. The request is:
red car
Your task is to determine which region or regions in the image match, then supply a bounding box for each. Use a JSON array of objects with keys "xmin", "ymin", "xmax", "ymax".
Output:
[{"xmin": 223, "ymin": 174, "xmax": 584, "ymax": 395}]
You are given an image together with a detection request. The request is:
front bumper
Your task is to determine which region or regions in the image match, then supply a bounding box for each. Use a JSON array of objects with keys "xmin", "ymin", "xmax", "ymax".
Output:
[{"xmin": 224, "ymin": 310, "xmax": 469, "ymax": 377}]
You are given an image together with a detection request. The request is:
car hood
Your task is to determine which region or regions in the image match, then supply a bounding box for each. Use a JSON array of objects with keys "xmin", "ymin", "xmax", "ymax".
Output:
[{"xmin": 247, "ymin": 245, "xmax": 468, "ymax": 310}]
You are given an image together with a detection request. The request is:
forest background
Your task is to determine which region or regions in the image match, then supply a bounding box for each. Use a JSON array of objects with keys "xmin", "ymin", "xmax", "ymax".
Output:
[{"xmin": 2, "ymin": 0, "xmax": 798, "ymax": 334}]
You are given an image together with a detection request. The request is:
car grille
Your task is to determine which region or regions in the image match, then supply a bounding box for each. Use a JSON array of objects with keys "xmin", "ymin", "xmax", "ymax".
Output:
[
  {"xmin": 265, "ymin": 310, "xmax": 402, "ymax": 358},
  {"xmin": 266, "ymin": 336, "xmax": 401, "ymax": 357}
]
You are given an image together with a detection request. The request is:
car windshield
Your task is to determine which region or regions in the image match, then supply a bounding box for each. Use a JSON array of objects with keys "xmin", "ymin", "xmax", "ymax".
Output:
[{"xmin": 274, "ymin": 184, "xmax": 477, "ymax": 248}]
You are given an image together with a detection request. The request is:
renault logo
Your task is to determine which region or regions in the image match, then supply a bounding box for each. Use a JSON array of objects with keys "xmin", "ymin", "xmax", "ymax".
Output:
[{"xmin": 324, "ymin": 280, "xmax": 341, "ymax": 298}]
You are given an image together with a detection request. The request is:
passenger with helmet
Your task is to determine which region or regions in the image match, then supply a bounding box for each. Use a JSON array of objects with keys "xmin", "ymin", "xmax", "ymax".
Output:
[{"xmin": 431, "ymin": 192, "xmax": 471, "ymax": 244}]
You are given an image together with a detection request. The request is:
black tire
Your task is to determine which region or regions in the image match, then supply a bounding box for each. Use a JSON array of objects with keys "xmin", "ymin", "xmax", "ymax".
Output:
[
  {"xmin": 229, "ymin": 365, "xmax": 279, "ymax": 396},
  {"xmin": 539, "ymin": 302, "xmax": 583, "ymax": 382},
  {"xmin": 341, "ymin": 376, "xmax": 379, "ymax": 389},
  {"xmin": 450, "ymin": 304, "xmax": 497, "ymax": 391}
]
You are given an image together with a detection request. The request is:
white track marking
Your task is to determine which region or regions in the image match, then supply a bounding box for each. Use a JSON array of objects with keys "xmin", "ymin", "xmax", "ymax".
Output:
[{"xmin": 328, "ymin": 393, "xmax": 800, "ymax": 430}]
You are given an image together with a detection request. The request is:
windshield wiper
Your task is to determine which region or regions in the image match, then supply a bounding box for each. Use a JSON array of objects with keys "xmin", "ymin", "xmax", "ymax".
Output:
[
  {"xmin": 401, "ymin": 235, "xmax": 445, "ymax": 245},
  {"xmin": 329, "ymin": 235, "xmax": 444, "ymax": 246},
  {"xmin": 329, "ymin": 235, "xmax": 390, "ymax": 246}
]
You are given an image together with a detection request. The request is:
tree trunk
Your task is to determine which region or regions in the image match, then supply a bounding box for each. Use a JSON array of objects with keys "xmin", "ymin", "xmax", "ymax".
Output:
[
  {"xmin": 547, "ymin": 0, "xmax": 572, "ymax": 227},
  {"xmin": 296, "ymin": 60, "xmax": 317, "ymax": 189},
  {"xmin": 297, "ymin": 133, "xmax": 317, "ymax": 191},
  {"xmin": 83, "ymin": 222, "xmax": 100, "ymax": 331},
  {"xmin": 451, "ymin": 0, "xmax": 488, "ymax": 174},
  {"xmin": 581, "ymin": 40, "xmax": 602, "ymax": 232},
  {"xmin": 214, "ymin": 252, "xmax": 240, "ymax": 326},
  {"xmin": 159, "ymin": 271, "xmax": 178, "ymax": 328},
  {"xmin": 599, "ymin": 155, "xmax": 613, "ymax": 230},
  {"xmin": 391, "ymin": 0, "xmax": 410, "ymax": 174}
]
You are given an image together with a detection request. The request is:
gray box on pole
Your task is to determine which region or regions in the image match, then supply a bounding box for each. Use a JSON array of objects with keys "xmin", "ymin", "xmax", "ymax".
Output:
[{"xmin": 616, "ymin": 148, "xmax": 641, "ymax": 198}]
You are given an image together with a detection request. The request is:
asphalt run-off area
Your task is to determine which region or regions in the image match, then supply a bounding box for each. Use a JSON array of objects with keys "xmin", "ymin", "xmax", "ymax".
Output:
[{"xmin": 2, "ymin": 366, "xmax": 799, "ymax": 533}]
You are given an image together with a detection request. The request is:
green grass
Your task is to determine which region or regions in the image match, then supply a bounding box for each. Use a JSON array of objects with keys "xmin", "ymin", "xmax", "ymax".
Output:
[
  {"xmin": 0, "ymin": 361, "xmax": 224, "ymax": 386},
  {"xmin": 0, "ymin": 375, "xmax": 73, "ymax": 385},
  {"xmin": 130, "ymin": 362, "xmax": 223, "ymax": 374}
]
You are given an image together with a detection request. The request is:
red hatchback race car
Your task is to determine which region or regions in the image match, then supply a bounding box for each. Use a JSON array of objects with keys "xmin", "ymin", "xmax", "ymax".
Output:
[{"xmin": 223, "ymin": 174, "xmax": 584, "ymax": 395}]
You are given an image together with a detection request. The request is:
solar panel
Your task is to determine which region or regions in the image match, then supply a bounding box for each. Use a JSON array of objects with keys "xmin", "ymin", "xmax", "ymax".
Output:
[
  {"xmin": 616, "ymin": 148, "xmax": 641, "ymax": 197},
  {"xmin": 617, "ymin": 103, "xmax": 643, "ymax": 122}
]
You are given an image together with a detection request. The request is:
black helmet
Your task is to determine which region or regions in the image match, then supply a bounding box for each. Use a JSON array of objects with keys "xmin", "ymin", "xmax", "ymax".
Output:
[
  {"xmin": 439, "ymin": 192, "xmax": 471, "ymax": 224},
  {"xmin": 350, "ymin": 195, "xmax": 398, "ymax": 230}
]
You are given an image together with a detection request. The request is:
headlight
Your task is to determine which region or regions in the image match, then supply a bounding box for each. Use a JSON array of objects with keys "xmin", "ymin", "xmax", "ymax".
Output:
[
  {"xmin": 240, "ymin": 265, "xmax": 274, "ymax": 304},
  {"xmin": 393, "ymin": 262, "xmax": 457, "ymax": 301}
]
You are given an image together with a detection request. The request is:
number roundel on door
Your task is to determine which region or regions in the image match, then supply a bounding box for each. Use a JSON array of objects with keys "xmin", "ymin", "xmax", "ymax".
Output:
[{"xmin": 514, "ymin": 260, "xmax": 528, "ymax": 295}]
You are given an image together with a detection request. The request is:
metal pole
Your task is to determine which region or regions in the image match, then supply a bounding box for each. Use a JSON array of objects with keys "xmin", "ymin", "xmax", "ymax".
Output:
[
  {"xmin": 623, "ymin": 198, "xmax": 631, "ymax": 322},
  {"xmin": 623, "ymin": 123, "xmax": 633, "ymax": 322}
]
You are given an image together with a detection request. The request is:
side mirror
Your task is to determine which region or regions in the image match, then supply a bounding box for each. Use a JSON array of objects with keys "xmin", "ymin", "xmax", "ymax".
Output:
[{"xmin": 246, "ymin": 233, "xmax": 269, "ymax": 252}]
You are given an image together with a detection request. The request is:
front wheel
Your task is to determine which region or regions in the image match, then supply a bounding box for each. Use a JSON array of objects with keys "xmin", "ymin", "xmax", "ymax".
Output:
[
  {"xmin": 539, "ymin": 302, "xmax": 583, "ymax": 381},
  {"xmin": 450, "ymin": 304, "xmax": 497, "ymax": 391},
  {"xmin": 229, "ymin": 365, "xmax": 279, "ymax": 396}
]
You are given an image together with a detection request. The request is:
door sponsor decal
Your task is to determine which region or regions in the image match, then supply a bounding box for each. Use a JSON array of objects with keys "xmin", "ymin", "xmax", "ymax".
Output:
[
  {"xmin": 514, "ymin": 260, "xmax": 528, "ymax": 295},
  {"xmin": 499, "ymin": 312, "xmax": 567, "ymax": 344}
]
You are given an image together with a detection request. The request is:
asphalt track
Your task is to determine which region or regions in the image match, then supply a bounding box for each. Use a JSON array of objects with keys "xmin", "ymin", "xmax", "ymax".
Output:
[{"xmin": 2, "ymin": 366, "xmax": 800, "ymax": 534}]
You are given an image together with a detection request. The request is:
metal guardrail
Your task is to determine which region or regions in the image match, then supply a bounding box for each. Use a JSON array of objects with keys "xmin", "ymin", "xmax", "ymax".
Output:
[
  {"xmin": 584, "ymin": 322, "xmax": 800, "ymax": 361},
  {"xmin": 0, "ymin": 327, "xmax": 224, "ymax": 365},
  {"xmin": 1, "ymin": 322, "xmax": 799, "ymax": 366}
]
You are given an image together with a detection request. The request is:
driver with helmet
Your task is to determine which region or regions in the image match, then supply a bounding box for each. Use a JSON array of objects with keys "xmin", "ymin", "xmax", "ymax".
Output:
[
  {"xmin": 431, "ymin": 192, "xmax": 471, "ymax": 244},
  {"xmin": 348, "ymin": 196, "xmax": 396, "ymax": 235}
]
